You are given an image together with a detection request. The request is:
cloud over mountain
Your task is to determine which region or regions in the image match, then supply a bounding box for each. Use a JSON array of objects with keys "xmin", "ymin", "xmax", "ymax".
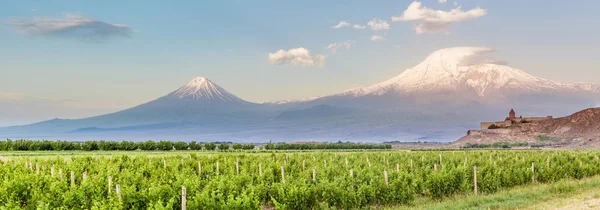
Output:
[
  {"xmin": 268, "ymin": 48, "xmax": 325, "ymax": 67},
  {"xmin": 367, "ymin": 19, "xmax": 390, "ymax": 31},
  {"xmin": 392, "ymin": 1, "xmax": 487, "ymax": 34},
  {"xmin": 326, "ymin": 41, "xmax": 352, "ymax": 53},
  {"xmin": 5, "ymin": 14, "xmax": 134, "ymax": 42},
  {"xmin": 331, "ymin": 21, "xmax": 350, "ymax": 29}
]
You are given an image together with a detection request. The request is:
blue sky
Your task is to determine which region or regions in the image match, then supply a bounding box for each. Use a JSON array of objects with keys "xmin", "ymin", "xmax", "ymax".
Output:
[{"xmin": 1, "ymin": 0, "xmax": 599, "ymax": 124}]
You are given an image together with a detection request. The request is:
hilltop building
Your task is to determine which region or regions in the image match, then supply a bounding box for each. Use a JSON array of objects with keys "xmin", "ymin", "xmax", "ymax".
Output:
[{"xmin": 467, "ymin": 109, "xmax": 553, "ymax": 136}]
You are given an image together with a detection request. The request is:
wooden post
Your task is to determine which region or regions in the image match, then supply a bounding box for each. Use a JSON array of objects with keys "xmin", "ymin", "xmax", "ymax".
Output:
[
  {"xmin": 434, "ymin": 164, "xmax": 438, "ymax": 171},
  {"xmin": 216, "ymin": 161, "xmax": 219, "ymax": 175},
  {"xmin": 345, "ymin": 158, "xmax": 348, "ymax": 169},
  {"xmin": 421, "ymin": 156, "xmax": 424, "ymax": 162},
  {"xmin": 396, "ymin": 163, "xmax": 399, "ymax": 172},
  {"xmin": 181, "ymin": 159, "xmax": 184, "ymax": 167},
  {"xmin": 181, "ymin": 186, "xmax": 187, "ymax": 210},
  {"xmin": 384, "ymin": 171, "xmax": 388, "ymax": 187},
  {"xmin": 410, "ymin": 159, "xmax": 413, "ymax": 169},
  {"xmin": 302, "ymin": 160, "xmax": 305, "ymax": 170},
  {"xmin": 83, "ymin": 171, "xmax": 87, "ymax": 181},
  {"xmin": 474, "ymin": 166, "xmax": 478, "ymax": 195},
  {"xmin": 236, "ymin": 158, "xmax": 239, "ymax": 175},
  {"xmin": 493, "ymin": 161, "xmax": 496, "ymax": 168},
  {"xmin": 108, "ymin": 176, "xmax": 112, "ymax": 194},
  {"xmin": 532, "ymin": 162, "xmax": 535, "ymax": 184},
  {"xmin": 312, "ymin": 168, "xmax": 316, "ymax": 181},
  {"xmin": 464, "ymin": 157, "xmax": 467, "ymax": 167},
  {"xmin": 284, "ymin": 160, "xmax": 287, "ymax": 166},
  {"xmin": 259, "ymin": 163, "xmax": 263, "ymax": 176},
  {"xmin": 51, "ymin": 166, "xmax": 55, "ymax": 176},
  {"xmin": 439, "ymin": 153, "xmax": 442, "ymax": 165},
  {"xmin": 198, "ymin": 161, "xmax": 202, "ymax": 175},
  {"xmin": 71, "ymin": 171, "xmax": 75, "ymax": 187},
  {"xmin": 490, "ymin": 153, "xmax": 492, "ymax": 162},
  {"xmin": 36, "ymin": 163, "xmax": 39, "ymax": 174},
  {"xmin": 350, "ymin": 169, "xmax": 353, "ymax": 178},
  {"xmin": 547, "ymin": 156, "xmax": 550, "ymax": 168},
  {"xmin": 324, "ymin": 160, "xmax": 327, "ymax": 168},
  {"xmin": 368, "ymin": 161, "xmax": 371, "ymax": 168},
  {"xmin": 116, "ymin": 184, "xmax": 122, "ymax": 200},
  {"xmin": 163, "ymin": 159, "xmax": 167, "ymax": 169},
  {"xmin": 281, "ymin": 166, "xmax": 285, "ymax": 184},
  {"xmin": 59, "ymin": 169, "xmax": 63, "ymax": 181}
]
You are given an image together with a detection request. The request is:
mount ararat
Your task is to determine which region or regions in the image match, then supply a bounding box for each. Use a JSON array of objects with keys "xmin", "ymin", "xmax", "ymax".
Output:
[{"xmin": 2, "ymin": 47, "xmax": 599, "ymax": 142}]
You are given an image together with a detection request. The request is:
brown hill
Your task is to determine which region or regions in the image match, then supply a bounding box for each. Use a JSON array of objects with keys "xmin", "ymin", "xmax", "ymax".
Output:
[{"xmin": 455, "ymin": 108, "xmax": 600, "ymax": 148}]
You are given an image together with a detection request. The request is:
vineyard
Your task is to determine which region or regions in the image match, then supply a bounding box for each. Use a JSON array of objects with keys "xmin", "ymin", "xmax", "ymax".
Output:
[{"xmin": 1, "ymin": 150, "xmax": 600, "ymax": 209}]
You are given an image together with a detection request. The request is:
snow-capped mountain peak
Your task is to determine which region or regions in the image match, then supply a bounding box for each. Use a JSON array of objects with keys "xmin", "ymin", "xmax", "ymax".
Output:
[
  {"xmin": 166, "ymin": 76, "xmax": 247, "ymax": 103},
  {"xmin": 337, "ymin": 47, "xmax": 600, "ymax": 97}
]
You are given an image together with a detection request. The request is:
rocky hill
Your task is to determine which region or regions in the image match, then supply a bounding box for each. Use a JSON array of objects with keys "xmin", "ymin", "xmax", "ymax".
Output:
[{"xmin": 455, "ymin": 108, "xmax": 600, "ymax": 148}]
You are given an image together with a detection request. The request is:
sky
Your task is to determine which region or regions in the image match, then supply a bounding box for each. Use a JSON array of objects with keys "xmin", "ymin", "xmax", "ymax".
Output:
[{"xmin": 1, "ymin": 0, "xmax": 599, "ymax": 125}]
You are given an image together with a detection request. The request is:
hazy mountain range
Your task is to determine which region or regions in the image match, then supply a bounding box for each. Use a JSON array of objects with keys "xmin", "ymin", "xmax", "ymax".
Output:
[{"xmin": 2, "ymin": 47, "xmax": 599, "ymax": 142}]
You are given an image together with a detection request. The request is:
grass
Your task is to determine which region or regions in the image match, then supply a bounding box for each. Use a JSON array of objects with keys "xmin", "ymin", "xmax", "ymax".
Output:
[{"xmin": 382, "ymin": 175, "xmax": 600, "ymax": 210}]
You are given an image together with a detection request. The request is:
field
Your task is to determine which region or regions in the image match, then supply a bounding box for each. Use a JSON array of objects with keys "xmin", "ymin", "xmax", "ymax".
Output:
[{"xmin": 1, "ymin": 149, "xmax": 600, "ymax": 209}]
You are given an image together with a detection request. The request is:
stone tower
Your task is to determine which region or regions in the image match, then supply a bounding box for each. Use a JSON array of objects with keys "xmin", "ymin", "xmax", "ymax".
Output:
[{"xmin": 509, "ymin": 108, "xmax": 516, "ymax": 119}]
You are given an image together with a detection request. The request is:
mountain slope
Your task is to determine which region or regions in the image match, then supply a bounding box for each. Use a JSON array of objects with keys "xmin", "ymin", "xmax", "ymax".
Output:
[
  {"xmin": 455, "ymin": 107, "xmax": 600, "ymax": 147},
  {"xmin": 1, "ymin": 77, "xmax": 263, "ymax": 133},
  {"xmin": 336, "ymin": 47, "xmax": 600, "ymax": 98}
]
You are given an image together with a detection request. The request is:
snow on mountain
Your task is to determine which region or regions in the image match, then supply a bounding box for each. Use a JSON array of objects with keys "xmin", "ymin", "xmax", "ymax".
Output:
[
  {"xmin": 165, "ymin": 77, "xmax": 250, "ymax": 103},
  {"xmin": 336, "ymin": 47, "xmax": 600, "ymax": 97}
]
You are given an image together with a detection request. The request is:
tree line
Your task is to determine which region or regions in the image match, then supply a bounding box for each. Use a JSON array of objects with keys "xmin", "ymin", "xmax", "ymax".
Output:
[{"xmin": 0, "ymin": 139, "xmax": 254, "ymax": 151}]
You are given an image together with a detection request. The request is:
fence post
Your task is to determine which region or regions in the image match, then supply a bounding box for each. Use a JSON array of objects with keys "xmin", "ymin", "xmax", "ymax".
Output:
[
  {"xmin": 396, "ymin": 163, "xmax": 399, "ymax": 172},
  {"xmin": 281, "ymin": 166, "xmax": 285, "ymax": 184},
  {"xmin": 312, "ymin": 168, "xmax": 316, "ymax": 181},
  {"xmin": 216, "ymin": 161, "xmax": 219, "ymax": 175},
  {"xmin": 116, "ymin": 184, "xmax": 122, "ymax": 201},
  {"xmin": 259, "ymin": 163, "xmax": 263, "ymax": 176},
  {"xmin": 181, "ymin": 186, "xmax": 187, "ymax": 210},
  {"xmin": 163, "ymin": 159, "xmax": 167, "ymax": 169},
  {"xmin": 36, "ymin": 163, "xmax": 39, "ymax": 174},
  {"xmin": 51, "ymin": 166, "xmax": 55, "ymax": 177},
  {"xmin": 198, "ymin": 161, "xmax": 202, "ymax": 175},
  {"xmin": 384, "ymin": 171, "xmax": 388, "ymax": 187},
  {"xmin": 302, "ymin": 160, "xmax": 306, "ymax": 170},
  {"xmin": 59, "ymin": 169, "xmax": 63, "ymax": 181},
  {"xmin": 547, "ymin": 156, "xmax": 550, "ymax": 168},
  {"xmin": 474, "ymin": 166, "xmax": 478, "ymax": 195},
  {"xmin": 324, "ymin": 160, "xmax": 327, "ymax": 168},
  {"xmin": 439, "ymin": 153, "xmax": 442, "ymax": 165},
  {"xmin": 410, "ymin": 159, "xmax": 413, "ymax": 169},
  {"xmin": 434, "ymin": 164, "xmax": 438, "ymax": 171},
  {"xmin": 70, "ymin": 171, "xmax": 75, "ymax": 188},
  {"xmin": 350, "ymin": 169, "xmax": 353, "ymax": 178},
  {"xmin": 532, "ymin": 162, "xmax": 535, "ymax": 184},
  {"xmin": 345, "ymin": 158, "xmax": 348, "ymax": 169},
  {"xmin": 236, "ymin": 158, "xmax": 239, "ymax": 175},
  {"xmin": 108, "ymin": 176, "xmax": 112, "ymax": 194}
]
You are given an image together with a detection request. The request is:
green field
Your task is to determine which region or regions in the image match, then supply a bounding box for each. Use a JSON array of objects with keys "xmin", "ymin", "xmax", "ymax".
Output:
[{"xmin": 1, "ymin": 150, "xmax": 599, "ymax": 209}]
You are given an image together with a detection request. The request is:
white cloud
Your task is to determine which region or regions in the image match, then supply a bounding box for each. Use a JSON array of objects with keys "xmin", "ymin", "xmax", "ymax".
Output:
[
  {"xmin": 353, "ymin": 24, "xmax": 366, "ymax": 29},
  {"xmin": 4, "ymin": 13, "xmax": 134, "ymax": 42},
  {"xmin": 370, "ymin": 35, "xmax": 385, "ymax": 41},
  {"xmin": 332, "ymin": 21, "xmax": 350, "ymax": 29},
  {"xmin": 326, "ymin": 41, "xmax": 353, "ymax": 53},
  {"xmin": 439, "ymin": 0, "xmax": 447, "ymax": 3},
  {"xmin": 367, "ymin": 19, "xmax": 390, "ymax": 31},
  {"xmin": 268, "ymin": 48, "xmax": 325, "ymax": 67},
  {"xmin": 391, "ymin": 1, "xmax": 487, "ymax": 34},
  {"xmin": 454, "ymin": 1, "xmax": 459, "ymax": 6}
]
